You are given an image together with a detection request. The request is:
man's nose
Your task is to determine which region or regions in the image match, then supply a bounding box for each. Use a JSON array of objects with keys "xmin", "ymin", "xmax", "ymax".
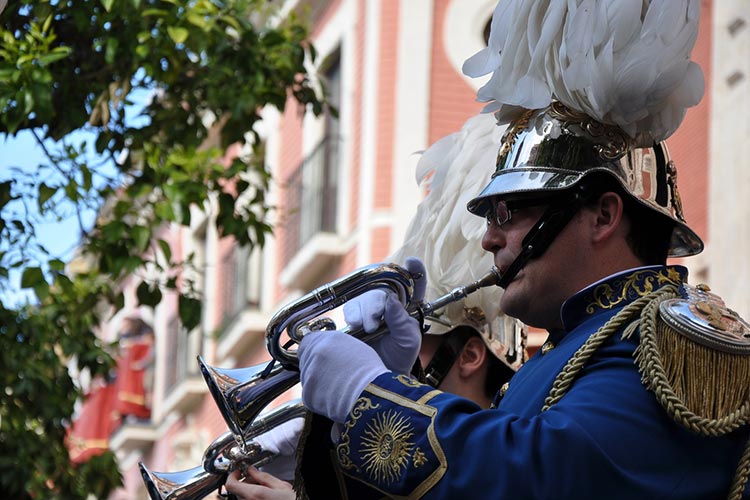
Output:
[{"xmin": 481, "ymin": 223, "xmax": 506, "ymax": 254}]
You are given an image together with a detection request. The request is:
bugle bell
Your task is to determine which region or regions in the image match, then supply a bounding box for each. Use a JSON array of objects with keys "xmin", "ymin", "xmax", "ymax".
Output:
[
  {"xmin": 197, "ymin": 358, "xmax": 299, "ymax": 449},
  {"xmin": 139, "ymin": 463, "xmax": 221, "ymax": 500}
]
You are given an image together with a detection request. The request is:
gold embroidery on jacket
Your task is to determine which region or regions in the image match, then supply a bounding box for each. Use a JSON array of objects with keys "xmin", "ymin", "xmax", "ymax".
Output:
[
  {"xmin": 586, "ymin": 268, "xmax": 682, "ymax": 314},
  {"xmin": 413, "ymin": 448, "xmax": 427, "ymax": 467},
  {"xmin": 338, "ymin": 397, "xmax": 379, "ymax": 472},
  {"xmin": 336, "ymin": 383, "xmax": 449, "ymax": 498},
  {"xmin": 396, "ymin": 374, "xmax": 423, "ymax": 388},
  {"xmin": 359, "ymin": 410, "xmax": 415, "ymax": 484}
]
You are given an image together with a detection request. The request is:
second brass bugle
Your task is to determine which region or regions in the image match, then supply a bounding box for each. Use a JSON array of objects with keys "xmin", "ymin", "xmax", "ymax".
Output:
[{"xmin": 139, "ymin": 400, "xmax": 305, "ymax": 500}]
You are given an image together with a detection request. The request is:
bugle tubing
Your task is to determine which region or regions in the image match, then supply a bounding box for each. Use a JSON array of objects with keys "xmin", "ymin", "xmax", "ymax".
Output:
[{"xmin": 265, "ymin": 262, "xmax": 503, "ymax": 369}]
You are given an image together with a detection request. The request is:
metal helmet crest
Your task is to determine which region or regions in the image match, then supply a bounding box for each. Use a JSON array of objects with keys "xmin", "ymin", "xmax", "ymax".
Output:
[{"xmin": 467, "ymin": 102, "xmax": 704, "ymax": 257}]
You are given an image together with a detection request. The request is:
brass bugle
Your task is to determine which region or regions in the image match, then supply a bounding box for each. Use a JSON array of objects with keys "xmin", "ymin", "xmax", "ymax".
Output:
[
  {"xmin": 139, "ymin": 400, "xmax": 305, "ymax": 500},
  {"xmin": 265, "ymin": 262, "xmax": 503, "ymax": 369}
]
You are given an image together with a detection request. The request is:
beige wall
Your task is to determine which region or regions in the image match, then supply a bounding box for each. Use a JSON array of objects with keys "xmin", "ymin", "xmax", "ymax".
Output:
[{"xmin": 707, "ymin": 0, "xmax": 750, "ymax": 318}]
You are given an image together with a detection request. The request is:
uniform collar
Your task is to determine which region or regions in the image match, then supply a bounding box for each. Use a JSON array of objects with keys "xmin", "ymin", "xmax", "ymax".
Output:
[{"xmin": 559, "ymin": 265, "xmax": 688, "ymax": 332}]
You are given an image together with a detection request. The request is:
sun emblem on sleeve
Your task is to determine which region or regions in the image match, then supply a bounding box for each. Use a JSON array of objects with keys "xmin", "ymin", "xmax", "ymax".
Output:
[{"xmin": 359, "ymin": 410, "xmax": 415, "ymax": 484}]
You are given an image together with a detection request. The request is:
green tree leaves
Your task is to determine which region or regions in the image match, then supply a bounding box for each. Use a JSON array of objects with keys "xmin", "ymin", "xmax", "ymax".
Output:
[{"xmin": 0, "ymin": 0, "xmax": 325, "ymax": 497}]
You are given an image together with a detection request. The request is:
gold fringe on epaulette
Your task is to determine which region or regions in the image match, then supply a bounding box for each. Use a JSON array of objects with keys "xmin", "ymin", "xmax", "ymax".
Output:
[{"xmin": 652, "ymin": 320, "xmax": 750, "ymax": 421}]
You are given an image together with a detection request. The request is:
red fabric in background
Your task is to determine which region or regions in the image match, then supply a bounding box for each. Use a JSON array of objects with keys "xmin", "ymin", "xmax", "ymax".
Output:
[
  {"xmin": 113, "ymin": 337, "xmax": 153, "ymax": 419},
  {"xmin": 66, "ymin": 381, "xmax": 121, "ymax": 464}
]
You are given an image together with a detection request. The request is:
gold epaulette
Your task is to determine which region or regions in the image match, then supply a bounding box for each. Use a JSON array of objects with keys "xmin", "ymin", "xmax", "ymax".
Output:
[{"xmin": 636, "ymin": 283, "xmax": 750, "ymax": 430}]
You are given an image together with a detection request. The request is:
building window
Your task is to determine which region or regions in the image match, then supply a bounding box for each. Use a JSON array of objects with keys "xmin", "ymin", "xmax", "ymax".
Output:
[
  {"xmin": 163, "ymin": 310, "xmax": 201, "ymax": 395},
  {"xmin": 164, "ymin": 313, "xmax": 183, "ymax": 395},
  {"xmin": 220, "ymin": 242, "xmax": 262, "ymax": 328},
  {"xmin": 283, "ymin": 49, "xmax": 342, "ymax": 263}
]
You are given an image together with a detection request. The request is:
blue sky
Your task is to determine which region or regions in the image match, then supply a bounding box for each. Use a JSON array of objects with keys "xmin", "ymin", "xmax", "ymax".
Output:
[
  {"xmin": 0, "ymin": 130, "xmax": 99, "ymax": 306},
  {"xmin": 1, "ymin": 131, "xmax": 91, "ymax": 256}
]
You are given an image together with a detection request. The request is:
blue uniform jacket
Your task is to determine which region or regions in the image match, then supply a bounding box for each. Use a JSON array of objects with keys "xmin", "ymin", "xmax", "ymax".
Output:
[{"xmin": 334, "ymin": 266, "xmax": 750, "ymax": 499}]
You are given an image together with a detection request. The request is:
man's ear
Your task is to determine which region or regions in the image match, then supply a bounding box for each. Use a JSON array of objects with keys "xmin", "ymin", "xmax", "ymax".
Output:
[
  {"xmin": 457, "ymin": 336, "xmax": 487, "ymax": 378},
  {"xmin": 590, "ymin": 191, "xmax": 625, "ymax": 244}
]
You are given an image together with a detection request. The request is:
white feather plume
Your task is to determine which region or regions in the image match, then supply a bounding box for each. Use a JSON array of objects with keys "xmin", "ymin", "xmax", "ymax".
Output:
[
  {"xmin": 390, "ymin": 113, "xmax": 506, "ymax": 328},
  {"xmin": 462, "ymin": 0, "xmax": 704, "ymax": 146}
]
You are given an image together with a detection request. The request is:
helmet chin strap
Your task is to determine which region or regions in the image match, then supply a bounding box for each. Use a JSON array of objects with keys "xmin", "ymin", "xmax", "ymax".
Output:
[{"xmin": 497, "ymin": 185, "xmax": 592, "ymax": 289}]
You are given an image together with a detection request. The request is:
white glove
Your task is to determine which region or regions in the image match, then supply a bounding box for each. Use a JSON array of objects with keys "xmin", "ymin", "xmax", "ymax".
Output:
[
  {"xmin": 343, "ymin": 257, "xmax": 426, "ymax": 374},
  {"xmin": 298, "ymin": 330, "xmax": 388, "ymax": 423},
  {"xmin": 251, "ymin": 417, "xmax": 304, "ymax": 482}
]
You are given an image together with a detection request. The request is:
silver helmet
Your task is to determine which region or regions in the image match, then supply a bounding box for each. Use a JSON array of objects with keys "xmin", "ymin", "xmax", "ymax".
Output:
[{"xmin": 467, "ymin": 102, "xmax": 704, "ymax": 258}]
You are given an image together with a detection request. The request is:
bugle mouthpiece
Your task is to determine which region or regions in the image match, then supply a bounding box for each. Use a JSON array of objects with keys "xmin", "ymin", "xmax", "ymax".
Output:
[
  {"xmin": 478, "ymin": 266, "xmax": 503, "ymax": 288},
  {"xmin": 421, "ymin": 267, "xmax": 502, "ymax": 316}
]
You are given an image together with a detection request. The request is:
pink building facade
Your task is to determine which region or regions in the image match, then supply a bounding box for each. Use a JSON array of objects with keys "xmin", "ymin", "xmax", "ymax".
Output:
[{"xmin": 101, "ymin": 1, "xmax": 750, "ymax": 497}]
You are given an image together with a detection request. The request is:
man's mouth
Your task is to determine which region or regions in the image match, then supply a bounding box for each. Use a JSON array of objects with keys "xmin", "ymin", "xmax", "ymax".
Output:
[
  {"xmin": 495, "ymin": 260, "xmax": 512, "ymax": 276},
  {"xmin": 495, "ymin": 265, "xmax": 511, "ymax": 286},
  {"xmin": 495, "ymin": 259, "xmax": 524, "ymax": 286}
]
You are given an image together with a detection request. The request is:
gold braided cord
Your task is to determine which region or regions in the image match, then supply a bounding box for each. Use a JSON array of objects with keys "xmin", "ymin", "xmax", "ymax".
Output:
[
  {"xmin": 729, "ymin": 435, "xmax": 750, "ymax": 500},
  {"xmin": 541, "ymin": 288, "xmax": 674, "ymax": 411}
]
